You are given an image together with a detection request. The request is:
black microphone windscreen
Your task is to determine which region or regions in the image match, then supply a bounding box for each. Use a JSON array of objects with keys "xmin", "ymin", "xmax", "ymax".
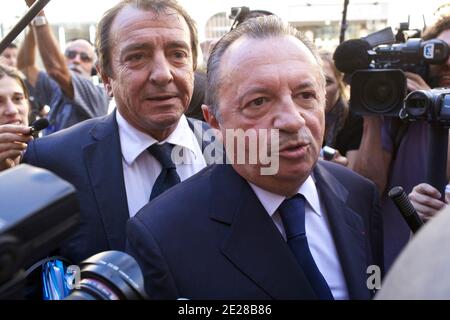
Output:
[
  {"xmin": 333, "ymin": 39, "xmax": 372, "ymax": 74},
  {"xmin": 31, "ymin": 118, "xmax": 49, "ymax": 131},
  {"xmin": 388, "ymin": 186, "xmax": 424, "ymax": 233}
]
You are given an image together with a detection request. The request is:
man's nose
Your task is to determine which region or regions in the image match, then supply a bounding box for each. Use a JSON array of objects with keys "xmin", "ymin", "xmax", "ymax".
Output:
[
  {"xmin": 149, "ymin": 52, "xmax": 173, "ymax": 86},
  {"xmin": 71, "ymin": 54, "xmax": 82, "ymax": 64},
  {"xmin": 273, "ymin": 97, "xmax": 305, "ymax": 133}
]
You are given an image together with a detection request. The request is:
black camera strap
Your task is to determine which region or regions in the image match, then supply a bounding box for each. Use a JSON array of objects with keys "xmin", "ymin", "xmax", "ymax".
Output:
[{"xmin": 24, "ymin": 256, "xmax": 73, "ymax": 279}]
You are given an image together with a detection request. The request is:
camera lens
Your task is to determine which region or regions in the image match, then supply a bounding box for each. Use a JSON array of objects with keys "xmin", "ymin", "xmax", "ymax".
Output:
[
  {"xmin": 362, "ymin": 72, "xmax": 401, "ymax": 113},
  {"xmin": 404, "ymin": 91, "xmax": 429, "ymax": 118},
  {"xmin": 65, "ymin": 251, "xmax": 147, "ymax": 300}
]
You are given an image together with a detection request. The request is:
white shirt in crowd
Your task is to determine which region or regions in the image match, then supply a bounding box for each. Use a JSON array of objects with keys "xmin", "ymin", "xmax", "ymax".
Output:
[{"xmin": 117, "ymin": 111, "xmax": 207, "ymax": 217}]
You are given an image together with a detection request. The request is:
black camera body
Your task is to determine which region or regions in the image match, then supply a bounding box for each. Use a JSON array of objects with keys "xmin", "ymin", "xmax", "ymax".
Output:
[
  {"xmin": 351, "ymin": 69, "xmax": 406, "ymax": 116},
  {"xmin": 403, "ymin": 88, "xmax": 450, "ymax": 126},
  {"xmin": 350, "ymin": 38, "xmax": 449, "ymax": 116},
  {"xmin": 334, "ymin": 25, "xmax": 450, "ymax": 117},
  {"xmin": 0, "ymin": 165, "xmax": 147, "ymax": 300}
]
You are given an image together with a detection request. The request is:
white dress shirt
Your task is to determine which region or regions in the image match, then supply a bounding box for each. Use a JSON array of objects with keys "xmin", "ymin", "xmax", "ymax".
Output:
[
  {"xmin": 249, "ymin": 176, "xmax": 349, "ymax": 300},
  {"xmin": 117, "ymin": 112, "xmax": 207, "ymax": 217}
]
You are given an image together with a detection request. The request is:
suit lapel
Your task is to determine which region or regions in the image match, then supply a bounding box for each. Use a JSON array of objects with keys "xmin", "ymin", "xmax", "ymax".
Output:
[
  {"xmin": 83, "ymin": 111, "xmax": 129, "ymax": 250},
  {"xmin": 210, "ymin": 165, "xmax": 317, "ymax": 299},
  {"xmin": 313, "ymin": 163, "xmax": 371, "ymax": 299}
]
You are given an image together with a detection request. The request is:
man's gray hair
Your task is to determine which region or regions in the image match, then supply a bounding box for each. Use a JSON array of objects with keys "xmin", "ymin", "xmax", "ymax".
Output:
[{"xmin": 205, "ymin": 15, "xmax": 325, "ymax": 121}]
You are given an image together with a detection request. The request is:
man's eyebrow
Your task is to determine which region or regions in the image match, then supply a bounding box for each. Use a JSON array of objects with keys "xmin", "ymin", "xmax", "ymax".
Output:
[
  {"xmin": 120, "ymin": 43, "xmax": 154, "ymax": 59},
  {"xmin": 120, "ymin": 41, "xmax": 190, "ymax": 60},
  {"xmin": 165, "ymin": 40, "xmax": 191, "ymax": 52},
  {"xmin": 293, "ymin": 81, "xmax": 317, "ymax": 91},
  {"xmin": 237, "ymin": 86, "xmax": 271, "ymax": 105}
]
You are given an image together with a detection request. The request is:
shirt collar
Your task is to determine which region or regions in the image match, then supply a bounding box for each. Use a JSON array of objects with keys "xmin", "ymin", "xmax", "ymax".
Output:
[
  {"xmin": 116, "ymin": 111, "xmax": 198, "ymax": 165},
  {"xmin": 249, "ymin": 175, "xmax": 322, "ymax": 218}
]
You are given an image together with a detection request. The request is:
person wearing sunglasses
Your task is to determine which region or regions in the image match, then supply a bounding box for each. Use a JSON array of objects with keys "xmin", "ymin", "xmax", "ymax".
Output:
[
  {"xmin": 64, "ymin": 39, "xmax": 96, "ymax": 79},
  {"xmin": 16, "ymin": 0, "xmax": 109, "ymax": 135}
]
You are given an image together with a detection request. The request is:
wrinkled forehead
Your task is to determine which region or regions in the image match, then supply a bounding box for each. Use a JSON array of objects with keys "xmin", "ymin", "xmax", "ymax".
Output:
[
  {"xmin": 220, "ymin": 35, "xmax": 323, "ymax": 81},
  {"xmin": 110, "ymin": 5, "xmax": 191, "ymax": 42}
]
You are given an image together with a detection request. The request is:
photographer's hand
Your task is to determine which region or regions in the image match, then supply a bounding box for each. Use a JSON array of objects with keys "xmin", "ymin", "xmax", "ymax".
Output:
[
  {"xmin": 329, "ymin": 150, "xmax": 349, "ymax": 167},
  {"xmin": 352, "ymin": 116, "xmax": 391, "ymax": 192},
  {"xmin": 0, "ymin": 124, "xmax": 33, "ymax": 171},
  {"xmin": 409, "ymin": 183, "xmax": 447, "ymax": 222},
  {"xmin": 405, "ymin": 72, "xmax": 431, "ymax": 91}
]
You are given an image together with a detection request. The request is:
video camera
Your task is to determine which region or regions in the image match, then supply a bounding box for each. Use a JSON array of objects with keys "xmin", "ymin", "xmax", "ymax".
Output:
[
  {"xmin": 229, "ymin": 6, "xmax": 274, "ymax": 30},
  {"xmin": 403, "ymin": 88, "xmax": 450, "ymax": 126},
  {"xmin": 0, "ymin": 165, "xmax": 147, "ymax": 300},
  {"xmin": 333, "ymin": 25, "xmax": 450, "ymax": 116}
]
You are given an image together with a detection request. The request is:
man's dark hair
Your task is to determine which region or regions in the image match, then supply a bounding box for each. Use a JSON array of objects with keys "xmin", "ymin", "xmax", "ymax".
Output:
[
  {"xmin": 423, "ymin": 15, "xmax": 450, "ymax": 40},
  {"xmin": 96, "ymin": 0, "xmax": 198, "ymax": 77},
  {"xmin": 206, "ymin": 15, "xmax": 324, "ymax": 121},
  {"xmin": 7, "ymin": 43, "xmax": 18, "ymax": 49}
]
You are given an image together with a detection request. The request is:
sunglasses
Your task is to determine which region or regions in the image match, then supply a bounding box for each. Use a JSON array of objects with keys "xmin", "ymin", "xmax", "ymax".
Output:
[{"xmin": 65, "ymin": 50, "xmax": 93, "ymax": 63}]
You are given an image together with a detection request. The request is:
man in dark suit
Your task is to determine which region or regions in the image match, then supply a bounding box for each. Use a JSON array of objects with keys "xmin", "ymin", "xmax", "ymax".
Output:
[
  {"xmin": 126, "ymin": 16, "xmax": 384, "ymax": 299},
  {"xmin": 22, "ymin": 0, "xmax": 209, "ymax": 264}
]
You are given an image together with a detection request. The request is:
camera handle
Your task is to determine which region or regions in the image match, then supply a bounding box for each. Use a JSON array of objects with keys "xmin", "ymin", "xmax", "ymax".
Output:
[
  {"xmin": 0, "ymin": 0, "xmax": 51, "ymax": 54},
  {"xmin": 426, "ymin": 125, "xmax": 449, "ymax": 201}
]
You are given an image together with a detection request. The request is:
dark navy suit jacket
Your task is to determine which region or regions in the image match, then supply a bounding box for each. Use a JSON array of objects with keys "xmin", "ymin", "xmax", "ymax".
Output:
[
  {"xmin": 22, "ymin": 111, "xmax": 216, "ymax": 264},
  {"xmin": 23, "ymin": 111, "xmax": 129, "ymax": 263},
  {"xmin": 126, "ymin": 161, "xmax": 384, "ymax": 300}
]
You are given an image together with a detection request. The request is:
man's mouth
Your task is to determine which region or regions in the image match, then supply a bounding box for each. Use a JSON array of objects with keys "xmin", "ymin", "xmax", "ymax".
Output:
[
  {"xmin": 145, "ymin": 93, "xmax": 178, "ymax": 102},
  {"xmin": 147, "ymin": 95, "xmax": 176, "ymax": 101},
  {"xmin": 70, "ymin": 67, "xmax": 81, "ymax": 74},
  {"xmin": 278, "ymin": 141, "xmax": 311, "ymax": 159}
]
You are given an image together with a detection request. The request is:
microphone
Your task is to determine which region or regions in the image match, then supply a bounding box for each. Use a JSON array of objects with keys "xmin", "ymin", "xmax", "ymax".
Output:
[
  {"xmin": 333, "ymin": 38, "xmax": 372, "ymax": 74},
  {"xmin": 388, "ymin": 186, "xmax": 424, "ymax": 233},
  {"xmin": 28, "ymin": 118, "xmax": 49, "ymax": 135}
]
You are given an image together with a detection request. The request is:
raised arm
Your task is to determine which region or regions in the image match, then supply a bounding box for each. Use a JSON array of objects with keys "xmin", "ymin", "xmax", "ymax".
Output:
[
  {"xmin": 17, "ymin": 28, "xmax": 39, "ymax": 86},
  {"xmin": 25, "ymin": 0, "xmax": 74, "ymax": 98}
]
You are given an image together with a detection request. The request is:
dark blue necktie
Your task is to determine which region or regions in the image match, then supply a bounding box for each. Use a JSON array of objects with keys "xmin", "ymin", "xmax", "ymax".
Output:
[
  {"xmin": 148, "ymin": 143, "xmax": 181, "ymax": 201},
  {"xmin": 278, "ymin": 194, "xmax": 334, "ymax": 300}
]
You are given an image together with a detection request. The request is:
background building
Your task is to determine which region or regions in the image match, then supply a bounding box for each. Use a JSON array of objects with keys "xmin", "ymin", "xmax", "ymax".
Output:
[{"xmin": 1, "ymin": 0, "xmax": 449, "ymax": 64}]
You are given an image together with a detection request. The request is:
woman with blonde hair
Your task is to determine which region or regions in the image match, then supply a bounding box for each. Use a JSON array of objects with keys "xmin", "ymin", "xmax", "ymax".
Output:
[{"xmin": 320, "ymin": 50, "xmax": 363, "ymax": 168}]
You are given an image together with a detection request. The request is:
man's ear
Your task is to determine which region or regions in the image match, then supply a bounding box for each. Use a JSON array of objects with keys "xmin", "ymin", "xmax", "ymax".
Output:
[
  {"xmin": 202, "ymin": 104, "xmax": 220, "ymax": 130},
  {"xmin": 99, "ymin": 69, "xmax": 113, "ymax": 97},
  {"xmin": 202, "ymin": 104, "xmax": 223, "ymax": 142}
]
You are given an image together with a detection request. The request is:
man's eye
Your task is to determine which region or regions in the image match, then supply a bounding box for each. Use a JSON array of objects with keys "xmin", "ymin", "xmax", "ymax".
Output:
[
  {"xmin": 298, "ymin": 92, "xmax": 315, "ymax": 99},
  {"xmin": 127, "ymin": 54, "xmax": 144, "ymax": 62},
  {"xmin": 173, "ymin": 51, "xmax": 187, "ymax": 59},
  {"xmin": 249, "ymin": 97, "xmax": 267, "ymax": 107}
]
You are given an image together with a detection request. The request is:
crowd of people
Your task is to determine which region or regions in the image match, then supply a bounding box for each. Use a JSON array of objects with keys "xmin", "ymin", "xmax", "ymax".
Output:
[{"xmin": 2, "ymin": 0, "xmax": 450, "ymax": 300}]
